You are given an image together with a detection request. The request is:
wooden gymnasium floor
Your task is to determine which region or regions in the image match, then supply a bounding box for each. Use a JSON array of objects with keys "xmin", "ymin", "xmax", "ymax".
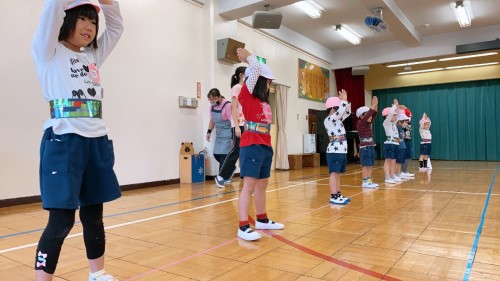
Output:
[{"xmin": 0, "ymin": 160, "xmax": 499, "ymax": 281}]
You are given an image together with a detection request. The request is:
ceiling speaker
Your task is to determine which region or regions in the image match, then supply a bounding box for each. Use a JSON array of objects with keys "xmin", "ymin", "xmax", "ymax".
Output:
[
  {"xmin": 217, "ymin": 38, "xmax": 245, "ymax": 64},
  {"xmin": 252, "ymin": 11, "xmax": 282, "ymax": 29},
  {"xmin": 351, "ymin": 65, "xmax": 370, "ymax": 76}
]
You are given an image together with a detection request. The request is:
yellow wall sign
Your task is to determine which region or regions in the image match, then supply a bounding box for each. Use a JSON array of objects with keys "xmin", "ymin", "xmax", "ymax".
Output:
[{"xmin": 298, "ymin": 58, "xmax": 330, "ymax": 102}]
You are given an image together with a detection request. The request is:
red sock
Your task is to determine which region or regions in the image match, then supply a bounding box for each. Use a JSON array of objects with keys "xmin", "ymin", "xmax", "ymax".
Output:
[
  {"xmin": 256, "ymin": 213, "xmax": 268, "ymax": 220},
  {"xmin": 239, "ymin": 220, "xmax": 249, "ymax": 227}
]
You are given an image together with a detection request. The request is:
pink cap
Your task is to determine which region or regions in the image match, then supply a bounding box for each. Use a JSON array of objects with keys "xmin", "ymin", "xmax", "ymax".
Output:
[
  {"xmin": 66, "ymin": 0, "xmax": 100, "ymax": 13},
  {"xmin": 382, "ymin": 107, "xmax": 397, "ymax": 117},
  {"xmin": 325, "ymin": 97, "xmax": 341, "ymax": 109}
]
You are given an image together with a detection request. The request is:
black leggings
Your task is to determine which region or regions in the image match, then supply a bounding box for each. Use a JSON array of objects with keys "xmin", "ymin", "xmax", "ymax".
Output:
[
  {"xmin": 35, "ymin": 204, "xmax": 105, "ymax": 274},
  {"xmin": 218, "ymin": 126, "xmax": 244, "ymax": 179}
]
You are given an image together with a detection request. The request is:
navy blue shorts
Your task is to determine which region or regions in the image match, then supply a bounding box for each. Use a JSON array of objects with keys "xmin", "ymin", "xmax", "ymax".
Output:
[
  {"xmin": 420, "ymin": 143, "xmax": 432, "ymax": 156},
  {"xmin": 404, "ymin": 141, "xmax": 413, "ymax": 159},
  {"xmin": 359, "ymin": 146, "xmax": 375, "ymax": 167},
  {"xmin": 239, "ymin": 145, "xmax": 273, "ymax": 179},
  {"xmin": 326, "ymin": 153, "xmax": 347, "ymax": 173},
  {"xmin": 39, "ymin": 128, "xmax": 121, "ymax": 209},
  {"xmin": 383, "ymin": 143, "xmax": 398, "ymax": 159},
  {"xmin": 396, "ymin": 148, "xmax": 406, "ymax": 164}
]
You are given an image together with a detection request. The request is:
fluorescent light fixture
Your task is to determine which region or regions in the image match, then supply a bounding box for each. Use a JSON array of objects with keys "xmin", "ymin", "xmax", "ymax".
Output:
[
  {"xmin": 398, "ymin": 68, "xmax": 444, "ymax": 75},
  {"xmin": 439, "ymin": 52, "xmax": 498, "ymax": 61},
  {"xmin": 294, "ymin": 0, "xmax": 323, "ymax": 19},
  {"xmin": 334, "ymin": 24, "xmax": 361, "ymax": 45},
  {"xmin": 451, "ymin": 1, "xmax": 471, "ymax": 27},
  {"xmin": 387, "ymin": 59, "xmax": 437, "ymax": 68},
  {"xmin": 445, "ymin": 62, "xmax": 499, "ymax": 70}
]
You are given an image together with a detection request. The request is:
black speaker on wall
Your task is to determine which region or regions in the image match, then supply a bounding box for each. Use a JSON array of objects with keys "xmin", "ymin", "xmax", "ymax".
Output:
[
  {"xmin": 252, "ymin": 11, "xmax": 282, "ymax": 29},
  {"xmin": 217, "ymin": 38, "xmax": 245, "ymax": 64}
]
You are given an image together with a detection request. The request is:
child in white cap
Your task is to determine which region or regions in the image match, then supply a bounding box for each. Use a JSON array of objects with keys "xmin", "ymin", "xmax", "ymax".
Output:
[
  {"xmin": 234, "ymin": 48, "xmax": 284, "ymax": 241},
  {"xmin": 381, "ymin": 99, "xmax": 401, "ymax": 184},
  {"xmin": 324, "ymin": 89, "xmax": 352, "ymax": 204},
  {"xmin": 419, "ymin": 113, "xmax": 432, "ymax": 169},
  {"xmin": 32, "ymin": 0, "xmax": 123, "ymax": 280},
  {"xmin": 355, "ymin": 96, "xmax": 379, "ymax": 188},
  {"xmin": 396, "ymin": 112, "xmax": 410, "ymax": 179}
]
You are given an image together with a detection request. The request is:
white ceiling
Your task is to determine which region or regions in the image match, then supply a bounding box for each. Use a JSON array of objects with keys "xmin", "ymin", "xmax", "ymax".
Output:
[{"xmin": 217, "ymin": 0, "xmax": 500, "ymax": 68}]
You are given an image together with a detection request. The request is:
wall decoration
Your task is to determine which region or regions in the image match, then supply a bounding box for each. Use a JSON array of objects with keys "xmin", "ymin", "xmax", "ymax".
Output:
[{"xmin": 298, "ymin": 58, "xmax": 330, "ymax": 102}]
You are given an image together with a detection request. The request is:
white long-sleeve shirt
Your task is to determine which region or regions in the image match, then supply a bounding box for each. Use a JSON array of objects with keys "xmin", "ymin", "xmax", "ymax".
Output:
[
  {"xmin": 32, "ymin": 0, "xmax": 124, "ymax": 137},
  {"xmin": 383, "ymin": 105, "xmax": 399, "ymax": 145},
  {"xmin": 324, "ymin": 101, "xmax": 351, "ymax": 154},
  {"xmin": 419, "ymin": 119, "xmax": 432, "ymax": 144}
]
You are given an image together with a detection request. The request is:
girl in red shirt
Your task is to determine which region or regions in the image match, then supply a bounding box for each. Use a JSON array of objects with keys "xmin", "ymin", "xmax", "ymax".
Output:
[{"xmin": 235, "ymin": 48, "xmax": 284, "ymax": 241}]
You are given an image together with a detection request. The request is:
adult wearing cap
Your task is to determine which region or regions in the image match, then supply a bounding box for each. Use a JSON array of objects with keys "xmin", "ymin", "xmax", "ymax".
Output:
[
  {"xmin": 381, "ymin": 99, "xmax": 401, "ymax": 184},
  {"xmin": 32, "ymin": 0, "xmax": 123, "ymax": 280},
  {"xmin": 355, "ymin": 96, "xmax": 379, "ymax": 188},
  {"xmin": 234, "ymin": 48, "xmax": 284, "ymax": 241}
]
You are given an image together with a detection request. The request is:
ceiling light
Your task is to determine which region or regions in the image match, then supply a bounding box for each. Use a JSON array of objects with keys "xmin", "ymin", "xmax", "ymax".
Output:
[
  {"xmin": 398, "ymin": 68, "xmax": 444, "ymax": 75},
  {"xmin": 294, "ymin": 0, "xmax": 323, "ymax": 19},
  {"xmin": 334, "ymin": 24, "xmax": 362, "ymax": 45},
  {"xmin": 387, "ymin": 60, "xmax": 437, "ymax": 68},
  {"xmin": 451, "ymin": 1, "xmax": 471, "ymax": 27},
  {"xmin": 445, "ymin": 62, "xmax": 499, "ymax": 70},
  {"xmin": 439, "ymin": 52, "xmax": 498, "ymax": 61}
]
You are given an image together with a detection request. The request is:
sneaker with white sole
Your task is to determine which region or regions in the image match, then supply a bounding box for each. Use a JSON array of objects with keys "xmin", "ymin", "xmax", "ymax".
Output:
[
  {"xmin": 385, "ymin": 178, "xmax": 396, "ymax": 184},
  {"xmin": 329, "ymin": 196, "xmax": 349, "ymax": 205},
  {"xmin": 237, "ymin": 227, "xmax": 261, "ymax": 241},
  {"xmin": 255, "ymin": 220, "xmax": 284, "ymax": 230},
  {"xmin": 224, "ymin": 179, "xmax": 231, "ymax": 184},
  {"xmin": 402, "ymin": 172, "xmax": 415, "ymax": 177},
  {"xmin": 362, "ymin": 182, "xmax": 378, "ymax": 188},
  {"xmin": 337, "ymin": 193, "xmax": 351, "ymax": 202},
  {"xmin": 361, "ymin": 182, "xmax": 371, "ymax": 188},
  {"xmin": 214, "ymin": 176, "xmax": 225, "ymax": 188},
  {"xmin": 368, "ymin": 181, "xmax": 379, "ymax": 187},
  {"xmin": 89, "ymin": 270, "xmax": 118, "ymax": 281},
  {"xmin": 393, "ymin": 176, "xmax": 403, "ymax": 182}
]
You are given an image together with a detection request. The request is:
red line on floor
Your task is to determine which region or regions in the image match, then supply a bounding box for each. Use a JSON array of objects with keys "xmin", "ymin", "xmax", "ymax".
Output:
[{"xmin": 249, "ymin": 217, "xmax": 401, "ymax": 281}]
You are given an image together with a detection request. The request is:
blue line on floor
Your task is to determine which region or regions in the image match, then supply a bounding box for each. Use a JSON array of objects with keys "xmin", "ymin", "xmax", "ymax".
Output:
[
  {"xmin": 0, "ymin": 189, "xmax": 241, "ymax": 239},
  {"xmin": 463, "ymin": 166, "xmax": 498, "ymax": 281}
]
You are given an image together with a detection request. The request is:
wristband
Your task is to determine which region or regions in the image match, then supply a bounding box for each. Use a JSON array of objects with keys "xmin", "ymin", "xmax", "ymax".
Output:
[{"xmin": 207, "ymin": 129, "xmax": 212, "ymax": 134}]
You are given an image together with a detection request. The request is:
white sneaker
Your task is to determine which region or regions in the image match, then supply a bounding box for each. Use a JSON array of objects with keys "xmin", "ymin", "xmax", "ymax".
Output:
[
  {"xmin": 402, "ymin": 172, "xmax": 415, "ymax": 177},
  {"xmin": 330, "ymin": 196, "xmax": 349, "ymax": 205},
  {"xmin": 362, "ymin": 182, "xmax": 377, "ymax": 189},
  {"xmin": 393, "ymin": 176, "xmax": 403, "ymax": 182},
  {"xmin": 255, "ymin": 220, "xmax": 285, "ymax": 230},
  {"xmin": 89, "ymin": 270, "xmax": 118, "ymax": 281},
  {"xmin": 337, "ymin": 194, "xmax": 351, "ymax": 202},
  {"xmin": 237, "ymin": 227, "xmax": 261, "ymax": 241},
  {"xmin": 368, "ymin": 181, "xmax": 379, "ymax": 187},
  {"xmin": 385, "ymin": 178, "xmax": 396, "ymax": 184}
]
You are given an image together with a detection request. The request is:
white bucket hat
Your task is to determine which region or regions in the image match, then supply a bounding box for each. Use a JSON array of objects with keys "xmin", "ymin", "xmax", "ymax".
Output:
[
  {"xmin": 244, "ymin": 63, "xmax": 275, "ymax": 80},
  {"xmin": 398, "ymin": 113, "xmax": 409, "ymax": 121},
  {"xmin": 259, "ymin": 64, "xmax": 275, "ymax": 80},
  {"xmin": 356, "ymin": 106, "xmax": 370, "ymax": 118},
  {"xmin": 66, "ymin": 0, "xmax": 101, "ymax": 13}
]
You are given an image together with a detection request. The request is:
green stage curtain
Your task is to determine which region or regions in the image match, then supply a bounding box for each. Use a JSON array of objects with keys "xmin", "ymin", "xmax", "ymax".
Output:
[{"xmin": 372, "ymin": 79, "xmax": 500, "ymax": 161}]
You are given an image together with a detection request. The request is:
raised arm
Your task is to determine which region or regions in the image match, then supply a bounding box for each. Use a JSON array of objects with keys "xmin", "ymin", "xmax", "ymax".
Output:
[
  {"xmin": 237, "ymin": 48, "xmax": 261, "ymax": 94},
  {"xmin": 94, "ymin": 0, "xmax": 124, "ymax": 66}
]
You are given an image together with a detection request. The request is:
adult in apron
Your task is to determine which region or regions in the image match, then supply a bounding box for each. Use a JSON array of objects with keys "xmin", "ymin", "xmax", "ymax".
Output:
[{"xmin": 206, "ymin": 88, "xmax": 232, "ymax": 172}]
